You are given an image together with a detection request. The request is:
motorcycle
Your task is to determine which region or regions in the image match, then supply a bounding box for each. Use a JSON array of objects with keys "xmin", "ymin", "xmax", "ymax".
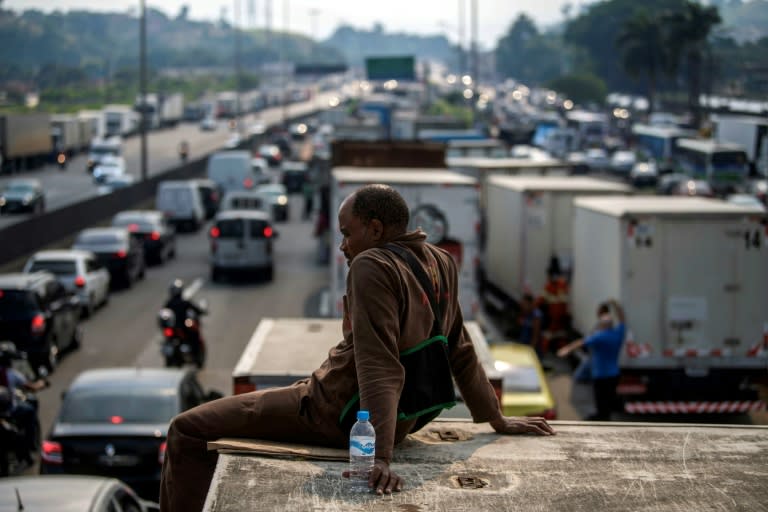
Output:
[
  {"xmin": 56, "ymin": 151, "xmax": 67, "ymax": 170},
  {"xmin": 157, "ymin": 300, "xmax": 207, "ymax": 369},
  {"xmin": 0, "ymin": 357, "xmax": 46, "ymax": 477}
]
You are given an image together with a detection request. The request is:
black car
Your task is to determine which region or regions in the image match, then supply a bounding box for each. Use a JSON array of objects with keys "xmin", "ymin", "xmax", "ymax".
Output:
[
  {"xmin": 0, "ymin": 272, "xmax": 82, "ymax": 373},
  {"xmin": 0, "ymin": 178, "xmax": 45, "ymax": 214},
  {"xmin": 193, "ymin": 179, "xmax": 221, "ymax": 219},
  {"xmin": 72, "ymin": 228, "xmax": 145, "ymax": 288},
  {"xmin": 40, "ymin": 367, "xmax": 223, "ymax": 500},
  {"xmin": 281, "ymin": 161, "xmax": 308, "ymax": 194},
  {"xmin": 111, "ymin": 210, "xmax": 176, "ymax": 265}
]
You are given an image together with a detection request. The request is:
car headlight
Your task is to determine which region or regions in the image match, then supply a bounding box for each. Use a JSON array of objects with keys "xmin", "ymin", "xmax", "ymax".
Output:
[
  {"xmin": 22, "ymin": 195, "xmax": 31, "ymax": 205},
  {"xmin": 278, "ymin": 195, "xmax": 288, "ymax": 205}
]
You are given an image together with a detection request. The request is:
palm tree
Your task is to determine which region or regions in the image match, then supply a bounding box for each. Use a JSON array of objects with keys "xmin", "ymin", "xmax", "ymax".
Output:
[
  {"xmin": 616, "ymin": 10, "xmax": 671, "ymax": 116},
  {"xmin": 662, "ymin": 1, "xmax": 722, "ymax": 127}
]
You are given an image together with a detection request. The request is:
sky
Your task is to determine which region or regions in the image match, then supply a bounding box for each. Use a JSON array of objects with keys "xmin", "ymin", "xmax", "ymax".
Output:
[{"xmin": 4, "ymin": 0, "xmax": 595, "ymax": 49}]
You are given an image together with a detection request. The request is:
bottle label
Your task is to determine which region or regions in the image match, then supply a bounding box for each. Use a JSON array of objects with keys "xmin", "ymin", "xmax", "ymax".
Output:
[{"xmin": 349, "ymin": 436, "xmax": 375, "ymax": 456}]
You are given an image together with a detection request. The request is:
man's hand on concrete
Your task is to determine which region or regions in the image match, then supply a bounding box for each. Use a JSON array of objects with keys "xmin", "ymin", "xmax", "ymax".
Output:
[
  {"xmin": 342, "ymin": 459, "xmax": 403, "ymax": 495},
  {"xmin": 490, "ymin": 416, "xmax": 556, "ymax": 436}
]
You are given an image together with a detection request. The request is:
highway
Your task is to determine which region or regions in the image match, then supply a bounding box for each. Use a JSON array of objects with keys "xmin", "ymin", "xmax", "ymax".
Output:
[{"xmin": 0, "ymin": 90, "xmax": 341, "ymax": 230}]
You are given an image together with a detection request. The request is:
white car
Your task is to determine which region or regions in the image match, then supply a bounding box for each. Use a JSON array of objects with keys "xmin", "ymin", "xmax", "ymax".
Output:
[
  {"xmin": 629, "ymin": 161, "xmax": 659, "ymax": 187},
  {"xmin": 609, "ymin": 150, "xmax": 637, "ymax": 175},
  {"xmin": 256, "ymin": 183, "xmax": 289, "ymax": 222},
  {"xmin": 92, "ymin": 155, "xmax": 126, "ymax": 184},
  {"xmin": 584, "ymin": 148, "xmax": 610, "ymax": 171},
  {"xmin": 23, "ymin": 249, "xmax": 110, "ymax": 317},
  {"xmin": 200, "ymin": 117, "xmax": 217, "ymax": 131},
  {"xmin": 725, "ymin": 193, "xmax": 767, "ymax": 211}
]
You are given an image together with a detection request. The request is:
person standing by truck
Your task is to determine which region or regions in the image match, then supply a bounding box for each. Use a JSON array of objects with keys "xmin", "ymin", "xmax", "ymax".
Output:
[
  {"xmin": 159, "ymin": 184, "xmax": 555, "ymax": 511},
  {"xmin": 557, "ymin": 299, "xmax": 626, "ymax": 421}
]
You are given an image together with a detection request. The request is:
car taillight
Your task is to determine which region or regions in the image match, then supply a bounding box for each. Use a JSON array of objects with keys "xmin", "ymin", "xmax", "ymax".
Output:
[
  {"xmin": 163, "ymin": 327, "xmax": 175, "ymax": 338},
  {"xmin": 110, "ymin": 415, "xmax": 124, "ymax": 424},
  {"xmin": 263, "ymin": 226, "xmax": 273, "ymax": 238},
  {"xmin": 74, "ymin": 276, "xmax": 86, "ymax": 288},
  {"xmin": 115, "ymin": 250, "xmax": 127, "ymax": 258},
  {"xmin": 243, "ymin": 178, "xmax": 254, "ymax": 189},
  {"xmin": 150, "ymin": 231, "xmax": 161, "ymax": 241},
  {"xmin": 158, "ymin": 441, "xmax": 167, "ymax": 465},
  {"xmin": 128, "ymin": 223, "xmax": 139, "ymax": 232},
  {"xmin": 31, "ymin": 314, "xmax": 46, "ymax": 335},
  {"xmin": 41, "ymin": 440, "xmax": 63, "ymax": 464},
  {"xmin": 210, "ymin": 227, "xmax": 220, "ymax": 238}
]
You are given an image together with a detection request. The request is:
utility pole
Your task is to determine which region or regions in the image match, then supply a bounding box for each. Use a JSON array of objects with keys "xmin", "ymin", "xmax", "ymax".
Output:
[
  {"xmin": 458, "ymin": 0, "xmax": 465, "ymax": 76},
  {"xmin": 281, "ymin": 0, "xmax": 289, "ymax": 129},
  {"xmin": 470, "ymin": 0, "xmax": 478, "ymax": 124},
  {"xmin": 234, "ymin": 0, "xmax": 242, "ymax": 132},
  {"xmin": 139, "ymin": 0, "xmax": 148, "ymax": 181}
]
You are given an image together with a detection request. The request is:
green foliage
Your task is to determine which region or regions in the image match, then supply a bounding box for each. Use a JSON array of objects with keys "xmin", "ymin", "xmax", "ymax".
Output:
[
  {"xmin": 425, "ymin": 99, "xmax": 473, "ymax": 128},
  {"xmin": 495, "ymin": 15, "xmax": 564, "ymax": 85},
  {"xmin": 547, "ymin": 73, "xmax": 608, "ymax": 105}
]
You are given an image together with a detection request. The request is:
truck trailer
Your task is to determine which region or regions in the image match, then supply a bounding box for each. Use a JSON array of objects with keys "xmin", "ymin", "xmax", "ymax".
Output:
[
  {"xmin": 713, "ymin": 114, "xmax": 768, "ymax": 177},
  {"xmin": 330, "ymin": 168, "xmax": 481, "ymax": 320},
  {"xmin": 102, "ymin": 104, "xmax": 139, "ymax": 137},
  {"xmin": 0, "ymin": 112, "xmax": 52, "ymax": 173},
  {"xmin": 50, "ymin": 113, "xmax": 83, "ymax": 156},
  {"xmin": 571, "ymin": 196, "xmax": 768, "ymax": 414},
  {"xmin": 481, "ymin": 176, "xmax": 632, "ymax": 320}
]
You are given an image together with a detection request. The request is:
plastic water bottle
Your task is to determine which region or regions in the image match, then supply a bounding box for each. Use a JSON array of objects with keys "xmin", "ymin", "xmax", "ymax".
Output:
[{"xmin": 349, "ymin": 409, "xmax": 375, "ymax": 493}]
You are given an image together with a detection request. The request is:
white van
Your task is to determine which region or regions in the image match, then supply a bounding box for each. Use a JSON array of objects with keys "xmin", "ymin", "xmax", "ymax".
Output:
[
  {"xmin": 156, "ymin": 180, "xmax": 205, "ymax": 231},
  {"xmin": 209, "ymin": 210, "xmax": 278, "ymax": 281},
  {"xmin": 219, "ymin": 190, "xmax": 273, "ymax": 221},
  {"xmin": 206, "ymin": 150, "xmax": 259, "ymax": 193}
]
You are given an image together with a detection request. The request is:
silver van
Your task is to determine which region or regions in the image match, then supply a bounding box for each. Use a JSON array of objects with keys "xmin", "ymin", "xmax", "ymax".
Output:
[
  {"xmin": 206, "ymin": 150, "xmax": 259, "ymax": 193},
  {"xmin": 156, "ymin": 180, "xmax": 205, "ymax": 231},
  {"xmin": 209, "ymin": 210, "xmax": 278, "ymax": 282}
]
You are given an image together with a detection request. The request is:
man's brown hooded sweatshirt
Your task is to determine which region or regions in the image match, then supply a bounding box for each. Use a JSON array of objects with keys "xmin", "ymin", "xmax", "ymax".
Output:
[{"xmin": 306, "ymin": 230, "xmax": 501, "ymax": 463}]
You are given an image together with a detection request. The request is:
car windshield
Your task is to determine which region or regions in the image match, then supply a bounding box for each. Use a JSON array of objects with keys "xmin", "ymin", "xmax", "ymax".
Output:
[
  {"xmin": 258, "ymin": 186, "xmax": 284, "ymax": 196},
  {"xmin": 76, "ymin": 233, "xmax": 123, "ymax": 245},
  {"xmin": 0, "ymin": 290, "xmax": 37, "ymax": 313},
  {"xmin": 60, "ymin": 387, "xmax": 178, "ymax": 424},
  {"xmin": 500, "ymin": 366, "xmax": 542, "ymax": 393},
  {"xmin": 5, "ymin": 183, "xmax": 34, "ymax": 193},
  {"xmin": 28, "ymin": 260, "xmax": 77, "ymax": 276}
]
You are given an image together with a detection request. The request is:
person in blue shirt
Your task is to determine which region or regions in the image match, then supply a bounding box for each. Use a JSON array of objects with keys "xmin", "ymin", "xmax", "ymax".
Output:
[
  {"xmin": 557, "ymin": 299, "xmax": 626, "ymax": 421},
  {"xmin": 518, "ymin": 293, "xmax": 544, "ymax": 357}
]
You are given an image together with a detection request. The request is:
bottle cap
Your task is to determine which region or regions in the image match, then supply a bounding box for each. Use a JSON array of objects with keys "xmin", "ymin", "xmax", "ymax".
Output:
[{"xmin": 357, "ymin": 410, "xmax": 369, "ymax": 421}]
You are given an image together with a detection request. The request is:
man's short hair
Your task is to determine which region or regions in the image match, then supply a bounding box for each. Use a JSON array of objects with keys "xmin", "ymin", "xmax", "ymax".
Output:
[{"xmin": 351, "ymin": 184, "xmax": 410, "ymax": 232}]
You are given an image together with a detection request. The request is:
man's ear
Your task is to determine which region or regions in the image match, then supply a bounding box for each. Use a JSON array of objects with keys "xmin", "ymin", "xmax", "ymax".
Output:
[{"xmin": 369, "ymin": 219, "xmax": 384, "ymax": 240}]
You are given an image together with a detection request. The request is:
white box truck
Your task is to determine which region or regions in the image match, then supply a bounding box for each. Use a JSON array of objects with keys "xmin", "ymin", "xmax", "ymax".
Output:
[
  {"xmin": 571, "ymin": 196, "xmax": 768, "ymax": 414},
  {"xmin": 482, "ymin": 176, "xmax": 632, "ymax": 315},
  {"xmin": 330, "ymin": 168, "xmax": 481, "ymax": 319},
  {"xmin": 102, "ymin": 104, "xmax": 139, "ymax": 137},
  {"xmin": 713, "ymin": 114, "xmax": 768, "ymax": 177}
]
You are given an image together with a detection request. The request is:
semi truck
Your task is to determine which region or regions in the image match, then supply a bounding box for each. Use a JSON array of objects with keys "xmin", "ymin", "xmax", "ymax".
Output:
[
  {"xmin": 101, "ymin": 104, "xmax": 139, "ymax": 137},
  {"xmin": 481, "ymin": 176, "xmax": 632, "ymax": 327},
  {"xmin": 50, "ymin": 113, "xmax": 83, "ymax": 156},
  {"xmin": 135, "ymin": 92, "xmax": 184, "ymax": 129},
  {"xmin": 330, "ymin": 168, "xmax": 481, "ymax": 320},
  {"xmin": 712, "ymin": 114, "xmax": 768, "ymax": 177},
  {"xmin": 0, "ymin": 112, "xmax": 52, "ymax": 173},
  {"xmin": 571, "ymin": 196, "xmax": 768, "ymax": 414},
  {"xmin": 203, "ymin": 420, "xmax": 768, "ymax": 511}
]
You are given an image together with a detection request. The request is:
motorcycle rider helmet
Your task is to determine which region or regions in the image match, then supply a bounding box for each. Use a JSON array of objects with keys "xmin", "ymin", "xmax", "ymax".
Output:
[{"xmin": 169, "ymin": 279, "xmax": 184, "ymax": 299}]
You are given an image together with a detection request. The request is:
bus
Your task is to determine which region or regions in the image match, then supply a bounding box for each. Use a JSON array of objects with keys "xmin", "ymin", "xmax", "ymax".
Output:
[
  {"xmin": 631, "ymin": 123, "xmax": 697, "ymax": 173},
  {"xmin": 674, "ymin": 138, "xmax": 750, "ymax": 194}
]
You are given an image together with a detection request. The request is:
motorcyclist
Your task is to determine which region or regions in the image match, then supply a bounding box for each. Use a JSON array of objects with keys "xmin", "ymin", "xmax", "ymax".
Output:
[
  {"xmin": 0, "ymin": 342, "xmax": 47, "ymax": 464},
  {"xmin": 163, "ymin": 280, "xmax": 204, "ymax": 356}
]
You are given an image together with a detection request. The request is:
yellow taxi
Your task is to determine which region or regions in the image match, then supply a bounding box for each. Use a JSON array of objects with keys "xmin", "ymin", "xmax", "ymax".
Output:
[{"xmin": 489, "ymin": 342, "xmax": 557, "ymax": 420}]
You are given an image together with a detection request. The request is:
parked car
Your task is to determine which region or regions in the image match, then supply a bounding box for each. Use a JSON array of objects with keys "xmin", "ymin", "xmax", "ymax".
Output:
[
  {"xmin": 72, "ymin": 228, "xmax": 145, "ymax": 288},
  {"xmin": 489, "ymin": 342, "xmax": 557, "ymax": 420},
  {"xmin": 91, "ymin": 155, "xmax": 126, "ymax": 184},
  {"xmin": 0, "ymin": 272, "xmax": 82, "ymax": 373},
  {"xmin": 0, "ymin": 475, "xmax": 159, "ymax": 512},
  {"xmin": 40, "ymin": 367, "xmax": 223, "ymax": 501},
  {"xmin": 22, "ymin": 250, "xmax": 110, "ymax": 318},
  {"xmin": 257, "ymin": 144, "xmax": 283, "ymax": 167},
  {"xmin": 256, "ymin": 183, "xmax": 289, "ymax": 222},
  {"xmin": 192, "ymin": 179, "xmax": 222, "ymax": 219},
  {"xmin": 111, "ymin": 210, "xmax": 177, "ymax": 265},
  {"xmin": 209, "ymin": 210, "xmax": 278, "ymax": 282},
  {"xmin": 281, "ymin": 161, "xmax": 308, "ymax": 194},
  {"xmin": 0, "ymin": 178, "xmax": 45, "ymax": 214}
]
